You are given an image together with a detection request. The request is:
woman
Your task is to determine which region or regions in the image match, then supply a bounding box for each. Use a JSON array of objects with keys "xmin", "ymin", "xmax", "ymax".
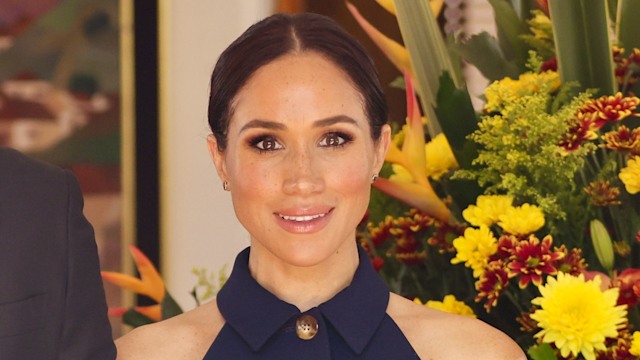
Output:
[{"xmin": 116, "ymin": 13, "xmax": 525, "ymax": 359}]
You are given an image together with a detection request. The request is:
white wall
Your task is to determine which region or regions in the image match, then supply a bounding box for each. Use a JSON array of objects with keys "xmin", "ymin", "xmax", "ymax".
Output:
[{"xmin": 159, "ymin": 0, "xmax": 273, "ymax": 310}]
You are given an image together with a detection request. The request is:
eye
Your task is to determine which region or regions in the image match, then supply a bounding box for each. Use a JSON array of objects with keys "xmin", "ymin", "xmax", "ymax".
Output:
[
  {"xmin": 250, "ymin": 135, "xmax": 283, "ymax": 152},
  {"xmin": 319, "ymin": 132, "xmax": 352, "ymax": 147}
]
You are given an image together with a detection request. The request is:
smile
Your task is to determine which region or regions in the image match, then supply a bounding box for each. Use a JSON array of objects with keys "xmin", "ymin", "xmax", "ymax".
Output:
[
  {"xmin": 274, "ymin": 208, "xmax": 334, "ymax": 234},
  {"xmin": 278, "ymin": 213, "xmax": 328, "ymax": 222}
]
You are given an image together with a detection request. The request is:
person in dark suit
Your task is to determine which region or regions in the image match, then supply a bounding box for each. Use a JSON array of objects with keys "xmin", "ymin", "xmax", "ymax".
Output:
[{"xmin": 0, "ymin": 147, "xmax": 116, "ymax": 359}]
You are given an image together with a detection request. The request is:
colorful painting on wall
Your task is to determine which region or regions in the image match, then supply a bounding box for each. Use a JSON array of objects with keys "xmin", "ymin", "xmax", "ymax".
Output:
[{"xmin": 0, "ymin": 0, "xmax": 125, "ymax": 337}]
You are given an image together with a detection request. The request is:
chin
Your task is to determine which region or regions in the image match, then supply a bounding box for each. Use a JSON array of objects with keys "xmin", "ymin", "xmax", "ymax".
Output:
[{"xmin": 266, "ymin": 235, "xmax": 347, "ymax": 268}]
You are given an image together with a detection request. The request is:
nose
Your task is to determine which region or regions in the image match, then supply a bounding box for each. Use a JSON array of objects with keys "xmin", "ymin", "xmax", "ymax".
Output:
[{"xmin": 282, "ymin": 147, "xmax": 325, "ymax": 195}]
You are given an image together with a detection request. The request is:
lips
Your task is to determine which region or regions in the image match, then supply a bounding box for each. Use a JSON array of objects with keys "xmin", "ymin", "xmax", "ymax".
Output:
[{"xmin": 274, "ymin": 207, "xmax": 334, "ymax": 234}]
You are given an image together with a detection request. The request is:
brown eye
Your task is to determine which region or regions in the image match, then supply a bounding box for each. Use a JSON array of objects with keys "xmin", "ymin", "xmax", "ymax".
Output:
[
  {"xmin": 253, "ymin": 136, "xmax": 282, "ymax": 151},
  {"xmin": 319, "ymin": 132, "xmax": 351, "ymax": 147}
]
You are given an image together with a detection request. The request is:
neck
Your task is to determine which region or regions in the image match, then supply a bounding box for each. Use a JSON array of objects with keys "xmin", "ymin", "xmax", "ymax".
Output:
[{"xmin": 248, "ymin": 241, "xmax": 360, "ymax": 312}]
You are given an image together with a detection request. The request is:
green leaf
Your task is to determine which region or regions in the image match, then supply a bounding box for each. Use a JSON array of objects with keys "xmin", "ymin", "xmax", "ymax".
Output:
[
  {"xmin": 393, "ymin": 0, "xmax": 463, "ymax": 136},
  {"xmin": 161, "ymin": 292, "xmax": 184, "ymax": 320},
  {"xmin": 435, "ymin": 72, "xmax": 483, "ymax": 208},
  {"xmin": 527, "ymin": 343, "xmax": 558, "ymax": 360},
  {"xmin": 509, "ymin": 0, "xmax": 536, "ymax": 21},
  {"xmin": 450, "ymin": 32, "xmax": 521, "ymax": 81},
  {"xmin": 616, "ymin": 0, "xmax": 640, "ymax": 50},
  {"xmin": 488, "ymin": 0, "xmax": 531, "ymax": 71},
  {"xmin": 122, "ymin": 309, "xmax": 155, "ymax": 328},
  {"xmin": 549, "ymin": 0, "xmax": 616, "ymax": 96}
]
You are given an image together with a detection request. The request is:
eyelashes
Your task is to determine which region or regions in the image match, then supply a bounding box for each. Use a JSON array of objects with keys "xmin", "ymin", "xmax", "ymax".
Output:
[{"xmin": 247, "ymin": 131, "xmax": 354, "ymax": 153}]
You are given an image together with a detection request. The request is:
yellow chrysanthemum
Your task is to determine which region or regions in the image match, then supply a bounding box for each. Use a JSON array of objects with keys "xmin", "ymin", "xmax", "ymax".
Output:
[
  {"xmin": 484, "ymin": 71, "xmax": 561, "ymax": 113},
  {"xmin": 451, "ymin": 225, "xmax": 498, "ymax": 277},
  {"xmin": 619, "ymin": 156, "xmax": 640, "ymax": 194},
  {"xmin": 415, "ymin": 295, "xmax": 476, "ymax": 318},
  {"xmin": 462, "ymin": 195, "xmax": 514, "ymax": 227},
  {"xmin": 425, "ymin": 133, "xmax": 458, "ymax": 180},
  {"xmin": 630, "ymin": 331, "xmax": 640, "ymax": 356},
  {"xmin": 530, "ymin": 273, "xmax": 628, "ymax": 360},
  {"xmin": 498, "ymin": 204, "xmax": 545, "ymax": 235}
]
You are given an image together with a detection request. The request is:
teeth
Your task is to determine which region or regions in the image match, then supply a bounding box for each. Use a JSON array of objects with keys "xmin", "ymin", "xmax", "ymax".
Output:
[{"xmin": 280, "ymin": 213, "xmax": 327, "ymax": 222}]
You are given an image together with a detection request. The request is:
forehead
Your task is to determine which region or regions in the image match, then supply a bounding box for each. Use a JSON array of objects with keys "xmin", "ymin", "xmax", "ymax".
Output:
[{"xmin": 230, "ymin": 52, "xmax": 365, "ymax": 120}]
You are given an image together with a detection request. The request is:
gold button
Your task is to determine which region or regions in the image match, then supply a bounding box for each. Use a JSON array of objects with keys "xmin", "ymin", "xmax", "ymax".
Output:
[{"xmin": 296, "ymin": 314, "xmax": 318, "ymax": 340}]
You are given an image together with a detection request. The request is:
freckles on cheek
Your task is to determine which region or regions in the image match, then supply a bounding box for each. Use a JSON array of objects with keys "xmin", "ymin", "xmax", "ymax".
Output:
[{"xmin": 234, "ymin": 160, "xmax": 276, "ymax": 193}]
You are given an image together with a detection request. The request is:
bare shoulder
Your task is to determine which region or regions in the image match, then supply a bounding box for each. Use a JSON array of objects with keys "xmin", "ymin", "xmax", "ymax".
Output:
[
  {"xmin": 115, "ymin": 300, "xmax": 224, "ymax": 360},
  {"xmin": 387, "ymin": 293, "xmax": 526, "ymax": 360}
]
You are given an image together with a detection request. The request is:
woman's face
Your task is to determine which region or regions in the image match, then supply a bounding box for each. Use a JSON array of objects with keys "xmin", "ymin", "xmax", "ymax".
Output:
[{"xmin": 208, "ymin": 52, "xmax": 389, "ymax": 268}]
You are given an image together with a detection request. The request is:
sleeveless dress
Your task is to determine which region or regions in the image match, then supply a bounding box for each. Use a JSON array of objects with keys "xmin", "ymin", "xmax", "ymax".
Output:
[{"xmin": 203, "ymin": 245, "xmax": 420, "ymax": 359}]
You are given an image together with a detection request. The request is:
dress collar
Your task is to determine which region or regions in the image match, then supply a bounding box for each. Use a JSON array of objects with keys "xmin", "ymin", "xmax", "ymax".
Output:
[{"xmin": 216, "ymin": 245, "xmax": 390, "ymax": 355}]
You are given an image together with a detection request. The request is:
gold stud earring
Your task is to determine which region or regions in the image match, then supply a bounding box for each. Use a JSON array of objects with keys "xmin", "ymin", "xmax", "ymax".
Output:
[{"xmin": 223, "ymin": 181, "xmax": 229, "ymax": 191}]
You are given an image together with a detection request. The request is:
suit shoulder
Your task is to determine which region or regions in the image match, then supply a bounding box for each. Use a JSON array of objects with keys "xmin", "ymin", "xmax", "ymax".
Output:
[
  {"xmin": 0, "ymin": 147, "xmax": 67, "ymax": 193},
  {"xmin": 0, "ymin": 147, "xmax": 64, "ymax": 177},
  {"xmin": 388, "ymin": 293, "xmax": 526, "ymax": 360}
]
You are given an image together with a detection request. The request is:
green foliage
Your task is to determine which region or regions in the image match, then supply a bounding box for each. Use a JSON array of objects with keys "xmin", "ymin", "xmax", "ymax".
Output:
[
  {"xmin": 190, "ymin": 265, "xmax": 228, "ymax": 306},
  {"xmin": 450, "ymin": 32, "xmax": 520, "ymax": 82},
  {"xmin": 122, "ymin": 309, "xmax": 154, "ymax": 328},
  {"xmin": 488, "ymin": 0, "xmax": 532, "ymax": 72},
  {"xmin": 453, "ymin": 91, "xmax": 594, "ymax": 231},
  {"xmin": 527, "ymin": 343, "xmax": 558, "ymax": 360},
  {"xmin": 161, "ymin": 292, "xmax": 183, "ymax": 320}
]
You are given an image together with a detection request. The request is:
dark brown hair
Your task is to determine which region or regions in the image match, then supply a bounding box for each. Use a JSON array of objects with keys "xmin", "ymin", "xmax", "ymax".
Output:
[{"xmin": 207, "ymin": 12, "xmax": 388, "ymax": 151}]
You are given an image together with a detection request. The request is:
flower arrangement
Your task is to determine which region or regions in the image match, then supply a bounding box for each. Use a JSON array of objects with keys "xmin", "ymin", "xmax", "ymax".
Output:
[{"xmin": 348, "ymin": 0, "xmax": 640, "ymax": 359}]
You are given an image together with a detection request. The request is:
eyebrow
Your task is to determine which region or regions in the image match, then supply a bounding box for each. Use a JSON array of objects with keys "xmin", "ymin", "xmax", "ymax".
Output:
[{"xmin": 239, "ymin": 115, "xmax": 359, "ymax": 133}]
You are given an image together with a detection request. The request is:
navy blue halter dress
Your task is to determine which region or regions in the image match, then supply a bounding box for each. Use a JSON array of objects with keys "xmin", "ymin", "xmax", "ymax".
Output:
[{"xmin": 203, "ymin": 246, "xmax": 420, "ymax": 359}]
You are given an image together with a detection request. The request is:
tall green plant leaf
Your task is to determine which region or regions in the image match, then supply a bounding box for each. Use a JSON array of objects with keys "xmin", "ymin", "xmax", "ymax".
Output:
[
  {"xmin": 616, "ymin": 0, "xmax": 640, "ymax": 50},
  {"xmin": 435, "ymin": 73, "xmax": 482, "ymax": 208},
  {"xmin": 509, "ymin": 0, "xmax": 536, "ymax": 20},
  {"xmin": 488, "ymin": 0, "xmax": 531, "ymax": 72},
  {"xmin": 549, "ymin": 0, "xmax": 616, "ymax": 96},
  {"xmin": 393, "ymin": 0, "xmax": 463, "ymax": 136}
]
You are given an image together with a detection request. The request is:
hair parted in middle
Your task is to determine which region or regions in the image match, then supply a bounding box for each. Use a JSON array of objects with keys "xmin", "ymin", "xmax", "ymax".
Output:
[{"xmin": 207, "ymin": 12, "xmax": 388, "ymax": 151}]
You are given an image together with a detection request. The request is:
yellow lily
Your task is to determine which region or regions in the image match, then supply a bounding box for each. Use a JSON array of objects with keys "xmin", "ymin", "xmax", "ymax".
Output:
[
  {"xmin": 374, "ymin": 73, "xmax": 452, "ymax": 223},
  {"xmin": 346, "ymin": 2, "xmax": 413, "ymax": 78},
  {"xmin": 375, "ymin": 0, "xmax": 445, "ymax": 18},
  {"xmin": 101, "ymin": 245, "xmax": 165, "ymax": 303}
]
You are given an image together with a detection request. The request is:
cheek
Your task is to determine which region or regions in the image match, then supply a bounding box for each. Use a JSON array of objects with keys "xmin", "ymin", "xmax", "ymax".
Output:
[
  {"xmin": 229, "ymin": 158, "xmax": 277, "ymax": 196},
  {"xmin": 326, "ymin": 157, "xmax": 372, "ymax": 200}
]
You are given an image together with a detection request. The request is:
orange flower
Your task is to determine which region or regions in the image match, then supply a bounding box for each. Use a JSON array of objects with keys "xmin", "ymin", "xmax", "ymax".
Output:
[
  {"xmin": 507, "ymin": 235, "xmax": 564, "ymax": 288},
  {"xmin": 554, "ymin": 245, "xmax": 587, "ymax": 275},
  {"xmin": 584, "ymin": 180, "xmax": 621, "ymax": 207},
  {"xmin": 475, "ymin": 260, "xmax": 510, "ymax": 312},
  {"xmin": 559, "ymin": 112, "xmax": 598, "ymax": 153},
  {"xmin": 601, "ymin": 125, "xmax": 640, "ymax": 155},
  {"xmin": 580, "ymin": 93, "xmax": 639, "ymax": 129},
  {"xmin": 102, "ymin": 245, "xmax": 165, "ymax": 303}
]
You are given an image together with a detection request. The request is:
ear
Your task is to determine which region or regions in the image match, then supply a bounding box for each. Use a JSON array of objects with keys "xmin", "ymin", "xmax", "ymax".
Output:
[
  {"xmin": 207, "ymin": 134, "xmax": 228, "ymax": 183},
  {"xmin": 373, "ymin": 124, "xmax": 391, "ymax": 174}
]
